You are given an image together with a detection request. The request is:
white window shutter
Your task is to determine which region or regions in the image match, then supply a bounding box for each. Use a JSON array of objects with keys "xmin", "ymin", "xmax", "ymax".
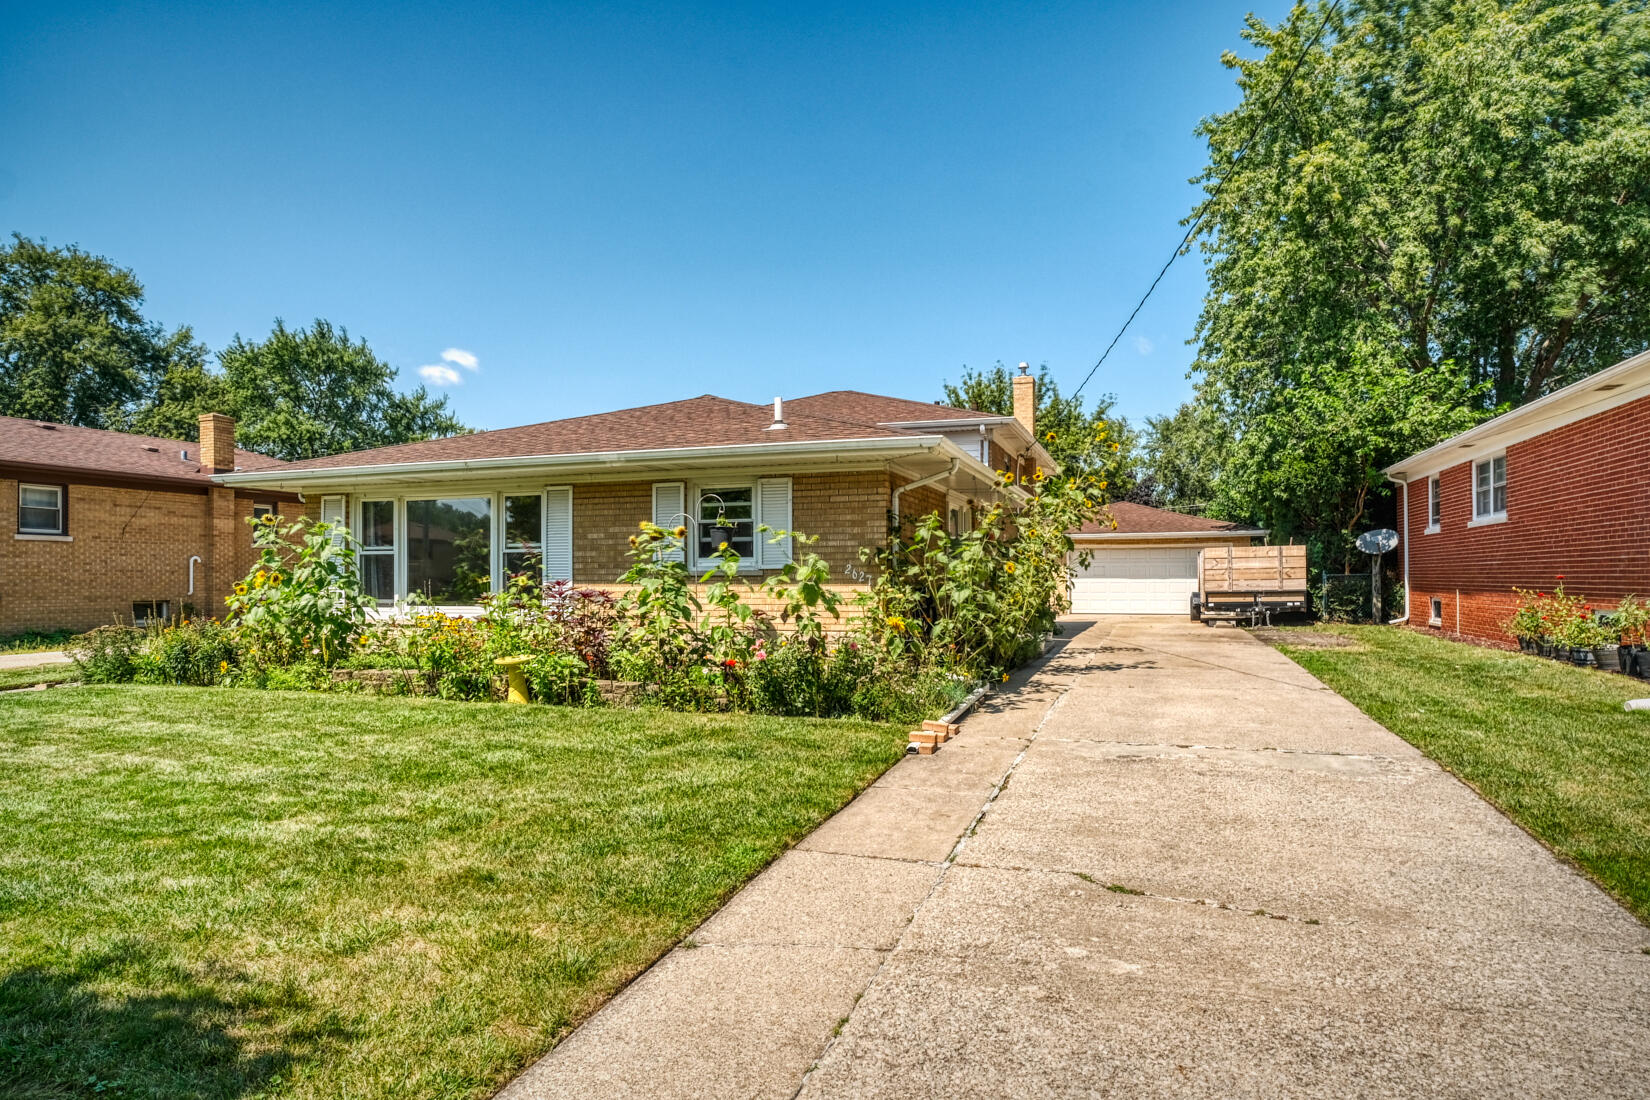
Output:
[
  {"xmin": 544, "ymin": 486, "xmax": 573, "ymax": 582},
  {"xmin": 652, "ymin": 481, "xmax": 685, "ymax": 562},
  {"xmin": 757, "ymin": 477, "xmax": 793, "ymax": 568},
  {"xmin": 319, "ymin": 494, "xmax": 346, "ymax": 546}
]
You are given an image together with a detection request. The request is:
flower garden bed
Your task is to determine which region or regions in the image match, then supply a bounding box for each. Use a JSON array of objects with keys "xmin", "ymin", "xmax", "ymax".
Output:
[
  {"xmin": 1504, "ymin": 582, "xmax": 1650, "ymax": 679},
  {"xmin": 63, "ymin": 465, "xmax": 1103, "ymax": 727}
]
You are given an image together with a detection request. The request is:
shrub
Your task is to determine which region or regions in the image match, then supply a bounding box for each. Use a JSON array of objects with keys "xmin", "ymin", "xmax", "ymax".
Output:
[
  {"xmin": 858, "ymin": 466, "xmax": 1100, "ymax": 676},
  {"xmin": 134, "ymin": 619, "xmax": 240, "ymax": 686},
  {"xmin": 67, "ymin": 625, "xmax": 143, "ymax": 683}
]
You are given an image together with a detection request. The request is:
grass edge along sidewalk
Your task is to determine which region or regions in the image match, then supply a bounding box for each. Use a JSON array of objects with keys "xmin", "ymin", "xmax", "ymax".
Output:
[
  {"xmin": 0, "ymin": 686, "xmax": 907, "ymax": 1099},
  {"xmin": 1268, "ymin": 624, "xmax": 1650, "ymax": 924}
]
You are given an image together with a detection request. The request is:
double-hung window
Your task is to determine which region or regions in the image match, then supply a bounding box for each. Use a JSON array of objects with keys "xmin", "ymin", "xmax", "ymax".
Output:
[
  {"xmin": 358, "ymin": 500, "xmax": 396, "ymax": 601},
  {"xmin": 1426, "ymin": 476, "xmax": 1441, "ymax": 531},
  {"xmin": 503, "ymin": 494, "xmax": 544, "ymax": 586},
  {"xmin": 696, "ymin": 486, "xmax": 755, "ymax": 564},
  {"xmin": 1473, "ymin": 456, "xmax": 1507, "ymax": 521},
  {"xmin": 18, "ymin": 483, "xmax": 65, "ymax": 535}
]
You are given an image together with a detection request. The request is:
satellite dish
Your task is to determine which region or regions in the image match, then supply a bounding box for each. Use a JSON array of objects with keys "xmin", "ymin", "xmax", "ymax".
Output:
[{"xmin": 1356, "ymin": 528, "xmax": 1399, "ymax": 554}]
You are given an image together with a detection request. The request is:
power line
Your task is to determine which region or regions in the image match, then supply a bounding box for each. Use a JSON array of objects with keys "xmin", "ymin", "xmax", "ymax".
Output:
[{"xmin": 1070, "ymin": 0, "xmax": 1344, "ymax": 402}]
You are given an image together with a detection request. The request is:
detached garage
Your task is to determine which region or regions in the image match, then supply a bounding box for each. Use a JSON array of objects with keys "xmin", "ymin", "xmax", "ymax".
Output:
[{"xmin": 1068, "ymin": 502, "xmax": 1266, "ymax": 616}]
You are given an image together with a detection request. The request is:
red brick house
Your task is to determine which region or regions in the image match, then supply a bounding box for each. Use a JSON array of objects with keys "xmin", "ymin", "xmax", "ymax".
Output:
[
  {"xmin": 0, "ymin": 414, "xmax": 289, "ymax": 633},
  {"xmin": 1383, "ymin": 349, "xmax": 1650, "ymax": 646},
  {"xmin": 213, "ymin": 382, "xmax": 1052, "ymax": 617}
]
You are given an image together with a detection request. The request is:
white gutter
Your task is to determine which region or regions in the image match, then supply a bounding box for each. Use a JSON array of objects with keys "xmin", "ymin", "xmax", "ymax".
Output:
[
  {"xmin": 1389, "ymin": 478, "xmax": 1410, "ymax": 624},
  {"xmin": 213, "ymin": 435, "xmax": 957, "ymax": 490},
  {"xmin": 891, "ymin": 458, "xmax": 959, "ymax": 514},
  {"xmin": 1071, "ymin": 528, "xmax": 1268, "ymax": 542}
]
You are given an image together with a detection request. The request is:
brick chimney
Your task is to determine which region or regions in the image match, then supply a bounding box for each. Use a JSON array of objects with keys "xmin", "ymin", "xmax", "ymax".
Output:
[
  {"xmin": 1012, "ymin": 362, "xmax": 1036, "ymax": 439},
  {"xmin": 198, "ymin": 413, "xmax": 237, "ymax": 473}
]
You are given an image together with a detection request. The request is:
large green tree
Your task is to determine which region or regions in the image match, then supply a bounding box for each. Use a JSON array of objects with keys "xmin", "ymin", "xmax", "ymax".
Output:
[
  {"xmin": 0, "ymin": 234, "xmax": 208, "ymax": 428},
  {"xmin": 941, "ymin": 362, "xmax": 1139, "ymax": 493},
  {"xmin": 137, "ymin": 319, "xmax": 466, "ymax": 461},
  {"xmin": 1182, "ymin": 0, "xmax": 1650, "ymax": 554}
]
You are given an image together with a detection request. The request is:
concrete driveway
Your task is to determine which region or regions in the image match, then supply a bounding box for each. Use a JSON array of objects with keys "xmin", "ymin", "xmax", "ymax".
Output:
[{"xmin": 504, "ymin": 616, "xmax": 1650, "ymax": 1099}]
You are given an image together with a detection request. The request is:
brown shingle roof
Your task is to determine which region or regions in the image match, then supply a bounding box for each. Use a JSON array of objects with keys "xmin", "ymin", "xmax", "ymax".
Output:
[
  {"xmin": 0, "ymin": 415, "xmax": 285, "ymax": 484},
  {"xmin": 785, "ymin": 390, "xmax": 1001, "ymax": 424},
  {"xmin": 1074, "ymin": 501, "xmax": 1253, "ymax": 536},
  {"xmin": 264, "ymin": 394, "xmax": 924, "ymax": 472}
]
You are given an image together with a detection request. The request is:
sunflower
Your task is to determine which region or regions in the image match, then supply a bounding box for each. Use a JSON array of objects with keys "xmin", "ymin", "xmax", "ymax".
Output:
[
  {"xmin": 234, "ymin": 583, "xmax": 248, "ymax": 596},
  {"xmin": 885, "ymin": 615, "xmax": 907, "ymax": 633},
  {"xmin": 1044, "ymin": 431, "xmax": 1056, "ymax": 442},
  {"xmin": 672, "ymin": 525, "xmax": 687, "ymax": 538},
  {"xmin": 1004, "ymin": 561, "xmax": 1017, "ymax": 575}
]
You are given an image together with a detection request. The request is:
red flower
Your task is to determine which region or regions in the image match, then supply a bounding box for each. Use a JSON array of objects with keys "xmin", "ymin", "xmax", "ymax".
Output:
[{"xmin": 1556, "ymin": 574, "xmax": 1565, "ymax": 580}]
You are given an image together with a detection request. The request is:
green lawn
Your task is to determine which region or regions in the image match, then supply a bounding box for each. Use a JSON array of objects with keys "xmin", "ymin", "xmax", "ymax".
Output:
[
  {"xmin": 0, "ymin": 687, "xmax": 906, "ymax": 1099},
  {"xmin": 0, "ymin": 665, "xmax": 77, "ymax": 691},
  {"xmin": 1269, "ymin": 625, "xmax": 1650, "ymax": 922}
]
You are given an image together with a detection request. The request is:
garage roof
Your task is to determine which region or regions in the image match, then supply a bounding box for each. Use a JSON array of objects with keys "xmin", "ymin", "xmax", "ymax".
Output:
[{"xmin": 1073, "ymin": 501, "xmax": 1267, "ymax": 540}]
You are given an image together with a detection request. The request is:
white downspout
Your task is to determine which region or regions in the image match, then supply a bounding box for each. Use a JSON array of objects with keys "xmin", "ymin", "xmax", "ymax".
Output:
[
  {"xmin": 891, "ymin": 459, "xmax": 959, "ymax": 517},
  {"xmin": 1388, "ymin": 479, "xmax": 1410, "ymax": 624},
  {"xmin": 187, "ymin": 555, "xmax": 202, "ymax": 596}
]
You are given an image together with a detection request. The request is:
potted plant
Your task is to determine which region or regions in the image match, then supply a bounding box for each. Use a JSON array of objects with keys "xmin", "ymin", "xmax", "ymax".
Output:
[
  {"xmin": 1615, "ymin": 596, "xmax": 1647, "ymax": 673},
  {"xmin": 1588, "ymin": 608, "xmax": 1621, "ymax": 674},
  {"xmin": 1556, "ymin": 606, "xmax": 1597, "ymax": 666},
  {"xmin": 1504, "ymin": 589, "xmax": 1542, "ymax": 653}
]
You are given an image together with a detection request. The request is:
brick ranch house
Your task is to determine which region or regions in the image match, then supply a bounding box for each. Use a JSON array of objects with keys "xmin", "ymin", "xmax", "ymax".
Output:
[
  {"xmin": 212, "ymin": 381, "xmax": 1054, "ymax": 620},
  {"xmin": 1383, "ymin": 347, "xmax": 1650, "ymax": 647},
  {"xmin": 1, "ymin": 413, "xmax": 291, "ymax": 633}
]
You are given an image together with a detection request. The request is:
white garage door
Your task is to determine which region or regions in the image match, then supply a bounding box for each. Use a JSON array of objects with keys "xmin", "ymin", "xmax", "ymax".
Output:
[{"xmin": 1069, "ymin": 546, "xmax": 1201, "ymax": 615}]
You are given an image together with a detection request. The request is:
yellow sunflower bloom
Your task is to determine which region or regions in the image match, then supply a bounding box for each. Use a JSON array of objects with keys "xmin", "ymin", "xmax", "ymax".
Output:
[
  {"xmin": 672, "ymin": 525, "xmax": 687, "ymax": 538},
  {"xmin": 234, "ymin": 583, "xmax": 248, "ymax": 596},
  {"xmin": 1005, "ymin": 561, "xmax": 1017, "ymax": 574}
]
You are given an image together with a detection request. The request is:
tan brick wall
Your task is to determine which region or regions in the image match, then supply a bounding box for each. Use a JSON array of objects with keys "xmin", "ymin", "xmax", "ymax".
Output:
[
  {"xmin": 0, "ymin": 477, "xmax": 295, "ymax": 634},
  {"xmin": 572, "ymin": 481, "xmax": 654, "ymax": 583},
  {"xmin": 569, "ymin": 471, "xmax": 894, "ymax": 586}
]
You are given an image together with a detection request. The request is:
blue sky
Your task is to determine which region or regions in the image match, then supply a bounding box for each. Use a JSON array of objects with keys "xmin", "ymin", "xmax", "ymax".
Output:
[{"xmin": 2, "ymin": 1, "xmax": 1283, "ymax": 431}]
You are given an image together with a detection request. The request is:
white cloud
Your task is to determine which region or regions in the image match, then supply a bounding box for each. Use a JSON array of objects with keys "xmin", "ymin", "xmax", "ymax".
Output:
[
  {"xmin": 419, "ymin": 364, "xmax": 463, "ymax": 386},
  {"xmin": 1133, "ymin": 336, "xmax": 1154, "ymax": 356},
  {"xmin": 441, "ymin": 347, "xmax": 479, "ymax": 370}
]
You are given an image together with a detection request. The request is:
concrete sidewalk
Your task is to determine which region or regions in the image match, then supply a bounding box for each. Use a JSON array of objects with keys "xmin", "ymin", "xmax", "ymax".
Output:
[
  {"xmin": 0, "ymin": 650, "xmax": 70, "ymax": 670},
  {"xmin": 502, "ymin": 617, "xmax": 1650, "ymax": 1099}
]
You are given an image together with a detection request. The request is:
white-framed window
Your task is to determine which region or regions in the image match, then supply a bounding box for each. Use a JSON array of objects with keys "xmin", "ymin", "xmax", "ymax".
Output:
[
  {"xmin": 18, "ymin": 483, "xmax": 65, "ymax": 535},
  {"xmin": 357, "ymin": 499, "xmax": 396, "ymax": 602},
  {"xmin": 1426, "ymin": 477, "xmax": 1441, "ymax": 531},
  {"xmin": 503, "ymin": 493, "xmax": 544, "ymax": 585},
  {"xmin": 1429, "ymin": 597, "xmax": 1442, "ymax": 626},
  {"xmin": 1473, "ymin": 455, "xmax": 1507, "ymax": 520},
  {"xmin": 406, "ymin": 496, "xmax": 493, "ymax": 605},
  {"xmin": 694, "ymin": 485, "xmax": 756, "ymax": 566},
  {"xmin": 252, "ymin": 502, "xmax": 275, "ymax": 544}
]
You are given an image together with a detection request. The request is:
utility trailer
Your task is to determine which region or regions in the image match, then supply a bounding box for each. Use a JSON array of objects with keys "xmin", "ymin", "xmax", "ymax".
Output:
[{"xmin": 1192, "ymin": 545, "xmax": 1309, "ymax": 626}]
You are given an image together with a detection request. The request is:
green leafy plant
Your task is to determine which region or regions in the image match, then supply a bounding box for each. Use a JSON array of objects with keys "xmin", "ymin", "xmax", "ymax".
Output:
[
  {"xmin": 859, "ymin": 461, "xmax": 1102, "ymax": 676},
  {"xmin": 225, "ymin": 514, "xmax": 376, "ymax": 667}
]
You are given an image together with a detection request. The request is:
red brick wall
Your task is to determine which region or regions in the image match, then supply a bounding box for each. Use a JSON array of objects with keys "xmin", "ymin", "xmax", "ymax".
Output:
[{"xmin": 1403, "ymin": 393, "xmax": 1650, "ymax": 646}]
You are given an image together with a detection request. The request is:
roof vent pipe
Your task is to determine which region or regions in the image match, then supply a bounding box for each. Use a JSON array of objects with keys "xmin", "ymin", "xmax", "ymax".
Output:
[{"xmin": 764, "ymin": 397, "xmax": 788, "ymax": 431}]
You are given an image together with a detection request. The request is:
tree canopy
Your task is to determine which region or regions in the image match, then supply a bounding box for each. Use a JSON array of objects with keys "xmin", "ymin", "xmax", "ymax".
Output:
[
  {"xmin": 941, "ymin": 362, "xmax": 1139, "ymax": 493},
  {"xmin": 0, "ymin": 235, "xmax": 465, "ymax": 459},
  {"xmin": 1167, "ymin": 0, "xmax": 1650, "ymax": 558},
  {"xmin": 137, "ymin": 319, "xmax": 467, "ymax": 461},
  {"xmin": 0, "ymin": 234, "xmax": 207, "ymax": 429}
]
